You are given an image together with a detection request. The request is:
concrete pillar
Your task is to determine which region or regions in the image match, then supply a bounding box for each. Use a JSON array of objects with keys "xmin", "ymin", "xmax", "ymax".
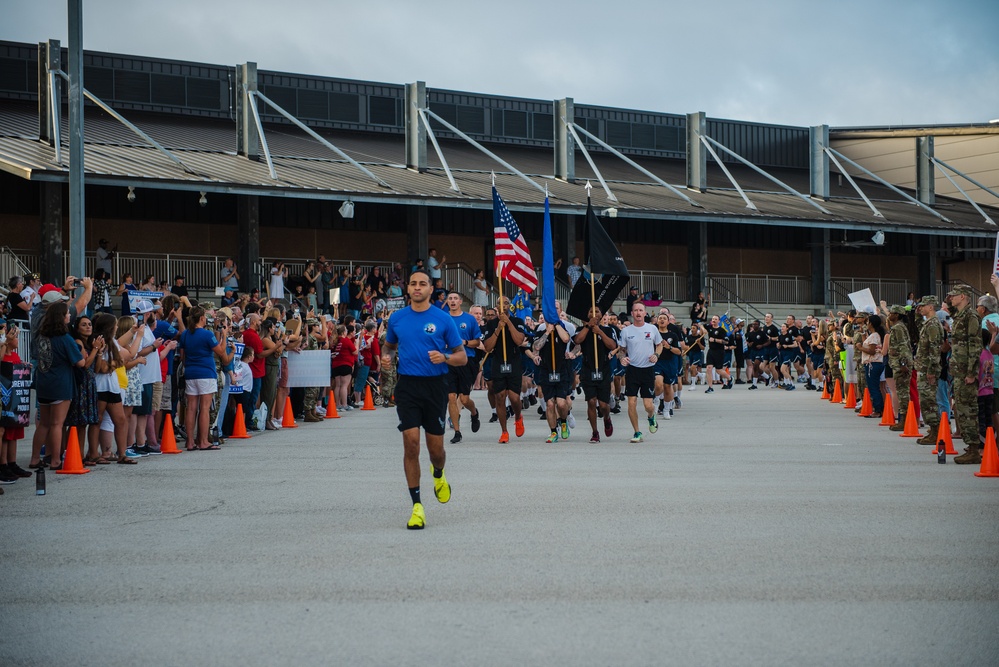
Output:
[
  {"xmin": 810, "ymin": 228, "xmax": 830, "ymax": 305},
  {"xmin": 39, "ymin": 181, "xmax": 63, "ymax": 282},
  {"xmin": 916, "ymin": 136, "xmax": 935, "ymax": 205},
  {"xmin": 916, "ymin": 235, "xmax": 937, "ymax": 297},
  {"xmin": 554, "ymin": 98, "xmax": 575, "ymax": 182},
  {"xmin": 236, "ymin": 63, "xmax": 259, "ymax": 160},
  {"xmin": 405, "ymin": 82, "xmax": 427, "ymax": 171},
  {"xmin": 809, "ymin": 125, "xmax": 830, "ymax": 200},
  {"xmin": 237, "ymin": 195, "xmax": 260, "ymax": 293},
  {"xmin": 407, "ymin": 205, "xmax": 429, "ymax": 268},
  {"xmin": 686, "ymin": 112, "xmax": 707, "ymax": 192},
  {"xmin": 37, "ymin": 40, "xmax": 60, "ymax": 145},
  {"xmin": 687, "ymin": 221, "xmax": 707, "ymax": 301}
]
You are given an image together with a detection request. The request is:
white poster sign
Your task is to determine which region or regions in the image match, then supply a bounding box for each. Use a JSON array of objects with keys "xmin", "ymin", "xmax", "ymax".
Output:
[
  {"xmin": 848, "ymin": 288, "xmax": 877, "ymax": 314},
  {"xmin": 285, "ymin": 350, "xmax": 331, "ymax": 387}
]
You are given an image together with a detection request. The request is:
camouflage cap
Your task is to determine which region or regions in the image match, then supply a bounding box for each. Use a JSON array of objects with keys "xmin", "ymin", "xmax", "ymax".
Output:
[
  {"xmin": 853, "ymin": 311, "xmax": 868, "ymax": 320},
  {"xmin": 305, "ymin": 318, "xmax": 320, "ymax": 326},
  {"xmin": 946, "ymin": 284, "xmax": 973, "ymax": 298},
  {"xmin": 919, "ymin": 295, "xmax": 939, "ymax": 307},
  {"xmin": 889, "ymin": 305, "xmax": 907, "ymax": 315}
]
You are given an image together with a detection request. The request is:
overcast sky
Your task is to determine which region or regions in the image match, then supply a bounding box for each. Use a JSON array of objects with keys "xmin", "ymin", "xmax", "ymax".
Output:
[{"xmin": 4, "ymin": 0, "xmax": 998, "ymax": 127}]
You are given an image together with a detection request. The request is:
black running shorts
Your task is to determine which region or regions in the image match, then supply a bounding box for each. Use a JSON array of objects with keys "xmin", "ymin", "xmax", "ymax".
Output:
[
  {"xmin": 394, "ymin": 374, "xmax": 447, "ymax": 436},
  {"xmin": 624, "ymin": 366, "xmax": 655, "ymax": 399}
]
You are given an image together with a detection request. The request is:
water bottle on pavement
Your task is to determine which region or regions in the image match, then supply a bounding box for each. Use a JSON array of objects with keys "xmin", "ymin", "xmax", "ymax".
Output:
[
  {"xmin": 937, "ymin": 443, "xmax": 946, "ymax": 464},
  {"xmin": 36, "ymin": 468, "xmax": 46, "ymax": 495}
]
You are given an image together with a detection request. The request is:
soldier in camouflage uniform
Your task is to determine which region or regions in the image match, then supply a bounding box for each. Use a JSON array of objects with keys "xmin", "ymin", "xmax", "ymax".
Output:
[
  {"xmin": 849, "ymin": 312, "xmax": 868, "ymax": 408},
  {"xmin": 825, "ymin": 326, "xmax": 843, "ymax": 393},
  {"xmin": 379, "ymin": 323, "xmax": 397, "ymax": 407},
  {"xmin": 886, "ymin": 305, "xmax": 914, "ymax": 431},
  {"xmin": 303, "ymin": 318, "xmax": 325, "ymax": 422},
  {"xmin": 948, "ymin": 285, "xmax": 984, "ymax": 463},
  {"xmin": 914, "ymin": 296, "xmax": 945, "ymax": 445}
]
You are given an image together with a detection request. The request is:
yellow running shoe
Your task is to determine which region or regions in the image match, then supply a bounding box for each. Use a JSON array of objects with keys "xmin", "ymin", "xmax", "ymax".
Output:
[
  {"xmin": 407, "ymin": 502, "xmax": 426, "ymax": 530},
  {"xmin": 432, "ymin": 467, "xmax": 451, "ymax": 504}
]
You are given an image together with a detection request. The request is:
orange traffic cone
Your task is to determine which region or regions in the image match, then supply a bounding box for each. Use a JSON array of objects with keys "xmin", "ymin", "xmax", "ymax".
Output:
[
  {"xmin": 899, "ymin": 405, "xmax": 921, "ymax": 437},
  {"xmin": 932, "ymin": 412, "xmax": 958, "ymax": 456},
  {"xmin": 820, "ymin": 382, "xmax": 831, "ymax": 400},
  {"xmin": 160, "ymin": 417, "xmax": 182, "ymax": 454},
  {"xmin": 879, "ymin": 405, "xmax": 896, "ymax": 426},
  {"xmin": 230, "ymin": 404, "xmax": 251, "ymax": 439},
  {"xmin": 325, "ymin": 390, "xmax": 340, "ymax": 419},
  {"xmin": 975, "ymin": 427, "xmax": 999, "ymax": 478},
  {"xmin": 361, "ymin": 385, "xmax": 376, "ymax": 411},
  {"xmin": 56, "ymin": 428, "xmax": 90, "ymax": 475},
  {"xmin": 281, "ymin": 396, "xmax": 298, "ymax": 428},
  {"xmin": 858, "ymin": 388, "xmax": 873, "ymax": 417},
  {"xmin": 843, "ymin": 383, "xmax": 857, "ymax": 409},
  {"xmin": 831, "ymin": 379, "xmax": 842, "ymax": 403}
]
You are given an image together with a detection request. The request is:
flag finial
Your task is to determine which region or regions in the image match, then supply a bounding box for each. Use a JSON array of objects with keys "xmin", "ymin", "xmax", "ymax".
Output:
[
  {"xmin": 585, "ymin": 180, "xmax": 593, "ymax": 196},
  {"xmin": 491, "ymin": 171, "xmax": 496, "ymax": 186}
]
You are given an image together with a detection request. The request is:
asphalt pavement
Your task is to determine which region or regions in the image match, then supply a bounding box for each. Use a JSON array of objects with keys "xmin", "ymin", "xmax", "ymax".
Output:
[{"xmin": 2, "ymin": 381, "xmax": 998, "ymax": 666}]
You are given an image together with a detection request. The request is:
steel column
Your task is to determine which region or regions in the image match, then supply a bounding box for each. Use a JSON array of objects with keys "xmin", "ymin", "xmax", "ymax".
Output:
[
  {"xmin": 916, "ymin": 136, "xmax": 935, "ymax": 205},
  {"xmin": 237, "ymin": 195, "xmax": 260, "ymax": 293},
  {"xmin": 38, "ymin": 40, "xmax": 60, "ymax": 145},
  {"xmin": 811, "ymin": 228, "xmax": 830, "ymax": 306},
  {"xmin": 686, "ymin": 112, "xmax": 706, "ymax": 192},
  {"xmin": 917, "ymin": 235, "xmax": 937, "ymax": 297},
  {"xmin": 809, "ymin": 125, "xmax": 829, "ymax": 199},
  {"xmin": 67, "ymin": 0, "xmax": 85, "ymax": 282},
  {"xmin": 555, "ymin": 98, "xmax": 575, "ymax": 182},
  {"xmin": 405, "ymin": 82, "xmax": 427, "ymax": 171},
  {"xmin": 39, "ymin": 181, "xmax": 63, "ymax": 282},
  {"xmin": 407, "ymin": 205, "xmax": 429, "ymax": 270},
  {"xmin": 687, "ymin": 222, "xmax": 707, "ymax": 301},
  {"xmin": 236, "ymin": 63, "xmax": 259, "ymax": 160}
]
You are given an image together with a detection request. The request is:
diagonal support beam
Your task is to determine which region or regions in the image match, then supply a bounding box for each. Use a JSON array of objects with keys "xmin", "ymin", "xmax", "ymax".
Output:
[
  {"xmin": 563, "ymin": 121, "xmax": 617, "ymax": 202},
  {"xmin": 571, "ymin": 122, "xmax": 701, "ymax": 207},
  {"xmin": 422, "ymin": 108, "xmax": 546, "ymax": 195},
  {"xmin": 253, "ymin": 90, "xmax": 390, "ymax": 189},
  {"xmin": 244, "ymin": 88, "xmax": 276, "ymax": 180},
  {"xmin": 698, "ymin": 135, "xmax": 756, "ymax": 210},
  {"xmin": 826, "ymin": 147, "xmax": 950, "ymax": 222},
  {"xmin": 700, "ymin": 134, "xmax": 832, "ymax": 215},
  {"xmin": 934, "ymin": 161, "xmax": 995, "ymax": 225},
  {"xmin": 55, "ymin": 69, "xmax": 196, "ymax": 175},
  {"xmin": 417, "ymin": 107, "xmax": 460, "ymax": 193},
  {"xmin": 931, "ymin": 157, "xmax": 999, "ymax": 202},
  {"xmin": 823, "ymin": 148, "xmax": 884, "ymax": 219}
]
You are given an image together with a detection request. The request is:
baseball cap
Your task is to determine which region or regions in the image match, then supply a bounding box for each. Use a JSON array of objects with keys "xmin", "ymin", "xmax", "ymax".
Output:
[
  {"xmin": 134, "ymin": 299, "xmax": 156, "ymax": 314},
  {"xmin": 24, "ymin": 272, "xmax": 40, "ymax": 282},
  {"xmin": 39, "ymin": 284, "xmax": 69, "ymax": 303},
  {"xmin": 735, "ymin": 318, "xmax": 744, "ymax": 325},
  {"xmin": 946, "ymin": 284, "xmax": 973, "ymax": 298},
  {"xmin": 919, "ymin": 295, "xmax": 939, "ymax": 307},
  {"xmin": 174, "ymin": 274, "xmax": 185, "ymax": 281},
  {"xmin": 889, "ymin": 305, "xmax": 906, "ymax": 315},
  {"xmin": 630, "ymin": 285, "xmax": 639, "ymax": 290}
]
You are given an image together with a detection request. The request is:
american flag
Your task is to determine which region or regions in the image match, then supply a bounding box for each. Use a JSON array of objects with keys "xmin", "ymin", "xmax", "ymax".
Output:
[{"xmin": 493, "ymin": 186, "xmax": 537, "ymax": 293}]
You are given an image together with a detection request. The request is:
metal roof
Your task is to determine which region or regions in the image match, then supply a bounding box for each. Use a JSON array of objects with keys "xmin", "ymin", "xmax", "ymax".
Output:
[{"xmin": 0, "ymin": 100, "xmax": 994, "ymax": 237}]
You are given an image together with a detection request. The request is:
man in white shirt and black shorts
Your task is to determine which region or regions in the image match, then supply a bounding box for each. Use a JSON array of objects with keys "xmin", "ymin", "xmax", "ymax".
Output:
[{"xmin": 616, "ymin": 302, "xmax": 662, "ymax": 443}]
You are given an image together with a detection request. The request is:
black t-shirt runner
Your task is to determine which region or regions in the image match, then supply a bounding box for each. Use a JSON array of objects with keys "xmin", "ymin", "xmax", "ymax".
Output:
[
  {"xmin": 707, "ymin": 326, "xmax": 728, "ymax": 351},
  {"xmin": 779, "ymin": 332, "xmax": 797, "ymax": 351},
  {"xmin": 535, "ymin": 323, "xmax": 573, "ymax": 373},
  {"xmin": 747, "ymin": 330, "xmax": 767, "ymax": 350},
  {"xmin": 763, "ymin": 324, "xmax": 780, "ymax": 349},
  {"xmin": 578, "ymin": 324, "xmax": 616, "ymax": 374},
  {"xmin": 685, "ymin": 331, "xmax": 704, "ymax": 352},
  {"xmin": 662, "ymin": 325, "xmax": 683, "ymax": 361},
  {"xmin": 481, "ymin": 316, "xmax": 527, "ymax": 374}
]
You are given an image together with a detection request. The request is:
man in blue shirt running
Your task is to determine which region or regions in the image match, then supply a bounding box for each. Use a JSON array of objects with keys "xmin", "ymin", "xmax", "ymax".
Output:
[
  {"xmin": 445, "ymin": 292, "xmax": 482, "ymax": 444},
  {"xmin": 382, "ymin": 270, "xmax": 466, "ymax": 530}
]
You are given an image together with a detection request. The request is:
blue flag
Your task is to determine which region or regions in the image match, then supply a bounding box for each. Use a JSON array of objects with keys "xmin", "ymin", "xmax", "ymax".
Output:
[
  {"xmin": 541, "ymin": 196, "xmax": 560, "ymax": 327},
  {"xmin": 719, "ymin": 313, "xmax": 733, "ymax": 334},
  {"xmin": 510, "ymin": 289, "xmax": 531, "ymax": 321}
]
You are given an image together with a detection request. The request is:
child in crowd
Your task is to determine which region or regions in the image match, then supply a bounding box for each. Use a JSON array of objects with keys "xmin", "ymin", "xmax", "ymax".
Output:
[{"xmin": 233, "ymin": 346, "xmax": 255, "ymax": 433}]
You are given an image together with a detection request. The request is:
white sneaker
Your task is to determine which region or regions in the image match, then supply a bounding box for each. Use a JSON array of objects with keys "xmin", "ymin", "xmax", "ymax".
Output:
[
  {"xmin": 566, "ymin": 412, "xmax": 576, "ymax": 429},
  {"xmin": 270, "ymin": 418, "xmax": 282, "ymax": 429},
  {"xmin": 315, "ymin": 406, "xmax": 326, "ymax": 416}
]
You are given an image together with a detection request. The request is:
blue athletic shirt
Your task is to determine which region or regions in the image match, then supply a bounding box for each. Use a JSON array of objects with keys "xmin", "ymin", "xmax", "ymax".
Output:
[
  {"xmin": 386, "ymin": 305, "xmax": 463, "ymax": 377},
  {"xmin": 179, "ymin": 328, "xmax": 220, "ymax": 380},
  {"xmin": 450, "ymin": 311, "xmax": 482, "ymax": 359}
]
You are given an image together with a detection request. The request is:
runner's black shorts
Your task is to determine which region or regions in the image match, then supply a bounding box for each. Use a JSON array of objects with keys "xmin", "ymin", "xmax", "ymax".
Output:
[
  {"xmin": 537, "ymin": 368, "xmax": 572, "ymax": 400},
  {"xmin": 706, "ymin": 349, "xmax": 726, "ymax": 369},
  {"xmin": 394, "ymin": 374, "xmax": 447, "ymax": 436},
  {"xmin": 445, "ymin": 362, "xmax": 475, "ymax": 396},
  {"xmin": 489, "ymin": 363, "xmax": 522, "ymax": 394},
  {"xmin": 581, "ymin": 378, "xmax": 612, "ymax": 404},
  {"xmin": 624, "ymin": 365, "xmax": 656, "ymax": 399}
]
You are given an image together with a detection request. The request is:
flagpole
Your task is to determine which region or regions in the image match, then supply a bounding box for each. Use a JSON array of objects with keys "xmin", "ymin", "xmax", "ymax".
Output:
[
  {"xmin": 496, "ymin": 261, "xmax": 507, "ymax": 362},
  {"xmin": 586, "ymin": 183, "xmax": 598, "ymax": 363}
]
